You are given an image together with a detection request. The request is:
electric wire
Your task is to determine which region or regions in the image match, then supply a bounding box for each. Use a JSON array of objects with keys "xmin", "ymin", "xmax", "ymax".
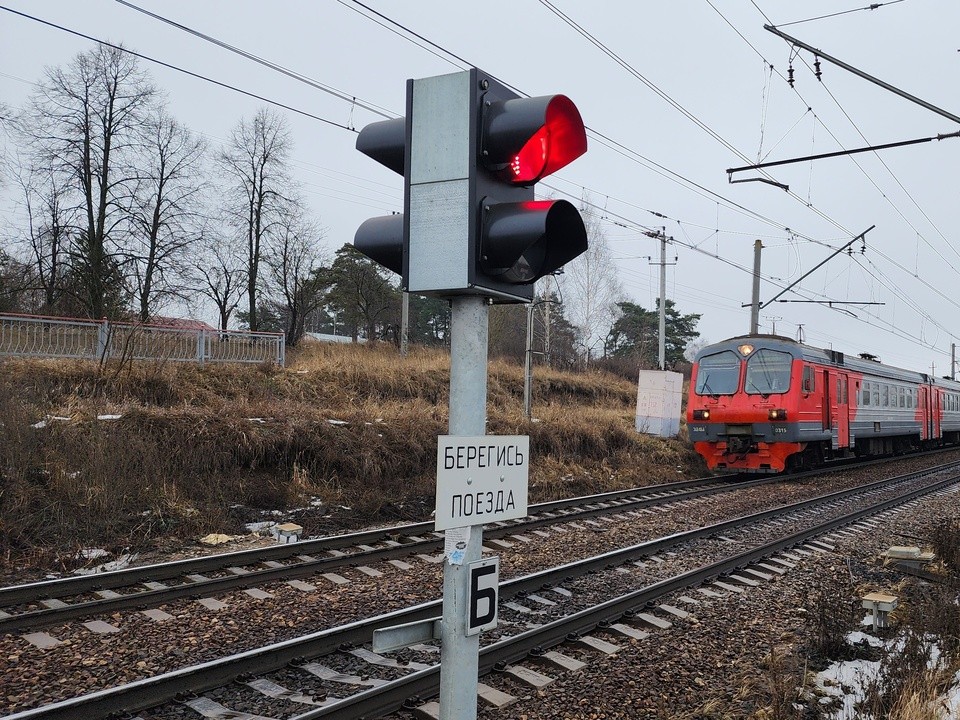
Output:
[
  {"xmin": 540, "ymin": 0, "xmax": 856, "ymax": 238},
  {"xmin": 115, "ymin": 0, "xmax": 396, "ymax": 121},
  {"xmin": 728, "ymin": 2, "xmax": 960, "ymax": 343},
  {"xmin": 750, "ymin": 0, "xmax": 959, "ymax": 268},
  {"xmin": 776, "ymin": 1, "xmax": 908, "ymax": 28},
  {"xmin": 7, "ymin": 1, "xmax": 954, "ymax": 356},
  {"xmin": 0, "ymin": 5, "xmax": 358, "ymax": 133}
]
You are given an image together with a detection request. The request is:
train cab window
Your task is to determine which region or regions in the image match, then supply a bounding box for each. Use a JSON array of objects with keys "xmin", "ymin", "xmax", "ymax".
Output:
[
  {"xmin": 801, "ymin": 366, "xmax": 815, "ymax": 393},
  {"xmin": 745, "ymin": 349, "xmax": 792, "ymax": 395},
  {"xmin": 695, "ymin": 350, "xmax": 740, "ymax": 395}
]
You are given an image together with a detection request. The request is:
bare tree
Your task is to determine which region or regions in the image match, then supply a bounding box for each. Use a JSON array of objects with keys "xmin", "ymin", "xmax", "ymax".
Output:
[
  {"xmin": 264, "ymin": 211, "xmax": 327, "ymax": 346},
  {"xmin": 559, "ymin": 207, "xmax": 624, "ymax": 363},
  {"xmin": 17, "ymin": 44, "xmax": 156, "ymax": 318},
  {"xmin": 219, "ymin": 107, "xmax": 293, "ymax": 331},
  {"xmin": 14, "ymin": 161, "xmax": 74, "ymax": 311},
  {"xmin": 192, "ymin": 231, "xmax": 247, "ymax": 331},
  {"xmin": 128, "ymin": 109, "xmax": 206, "ymax": 321}
]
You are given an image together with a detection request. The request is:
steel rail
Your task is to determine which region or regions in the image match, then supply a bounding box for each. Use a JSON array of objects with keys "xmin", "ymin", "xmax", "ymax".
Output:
[
  {"xmin": 6, "ymin": 445, "xmax": 951, "ymax": 613},
  {"xmin": 1, "ymin": 477, "xmax": 761, "ymax": 632},
  {"xmin": 0, "ymin": 475, "xmax": 727, "ymax": 607},
  {"xmin": 300, "ymin": 473, "xmax": 960, "ymax": 719},
  {"xmin": 6, "ymin": 463, "xmax": 956, "ymax": 720}
]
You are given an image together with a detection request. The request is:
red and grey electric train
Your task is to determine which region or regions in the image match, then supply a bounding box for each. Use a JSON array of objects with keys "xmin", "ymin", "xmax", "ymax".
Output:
[{"xmin": 686, "ymin": 335, "xmax": 960, "ymax": 473}]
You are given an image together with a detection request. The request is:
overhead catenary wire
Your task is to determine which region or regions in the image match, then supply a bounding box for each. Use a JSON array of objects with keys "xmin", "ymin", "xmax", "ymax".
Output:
[
  {"xmin": 7, "ymin": 0, "xmax": 956, "ymax": 358},
  {"xmin": 752, "ymin": 8, "xmax": 960, "ymax": 270},
  {"xmin": 775, "ymin": 0, "xmax": 908, "ymax": 29},
  {"xmin": 0, "ymin": 5, "xmax": 358, "ymax": 133},
  {"xmin": 115, "ymin": 0, "xmax": 396, "ymax": 121}
]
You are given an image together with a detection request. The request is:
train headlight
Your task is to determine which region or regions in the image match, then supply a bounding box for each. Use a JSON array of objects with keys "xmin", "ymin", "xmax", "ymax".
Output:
[
  {"xmin": 693, "ymin": 409, "xmax": 710, "ymax": 420},
  {"xmin": 768, "ymin": 408, "xmax": 787, "ymax": 421}
]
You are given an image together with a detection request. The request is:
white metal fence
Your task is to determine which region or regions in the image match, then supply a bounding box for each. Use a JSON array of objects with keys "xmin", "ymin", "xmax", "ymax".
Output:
[{"xmin": 0, "ymin": 313, "xmax": 285, "ymax": 366}]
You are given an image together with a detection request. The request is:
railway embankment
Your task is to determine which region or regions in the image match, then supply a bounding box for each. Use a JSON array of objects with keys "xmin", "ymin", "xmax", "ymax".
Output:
[{"xmin": 0, "ymin": 342, "xmax": 704, "ymax": 573}]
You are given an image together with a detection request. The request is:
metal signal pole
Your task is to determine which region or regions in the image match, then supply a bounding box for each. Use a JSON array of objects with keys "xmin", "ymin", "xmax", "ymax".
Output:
[
  {"xmin": 440, "ymin": 295, "xmax": 488, "ymax": 719},
  {"xmin": 750, "ymin": 239, "xmax": 762, "ymax": 335},
  {"xmin": 658, "ymin": 229, "xmax": 667, "ymax": 370}
]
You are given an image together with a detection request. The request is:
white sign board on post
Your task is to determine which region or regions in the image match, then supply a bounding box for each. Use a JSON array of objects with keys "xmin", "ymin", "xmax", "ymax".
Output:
[{"xmin": 435, "ymin": 435, "xmax": 529, "ymax": 531}]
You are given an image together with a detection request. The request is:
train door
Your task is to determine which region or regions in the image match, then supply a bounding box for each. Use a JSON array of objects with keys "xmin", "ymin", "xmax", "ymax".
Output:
[
  {"xmin": 919, "ymin": 385, "xmax": 930, "ymax": 441},
  {"xmin": 821, "ymin": 369, "xmax": 832, "ymax": 433},
  {"xmin": 835, "ymin": 373, "xmax": 850, "ymax": 448},
  {"xmin": 933, "ymin": 387, "xmax": 942, "ymax": 442}
]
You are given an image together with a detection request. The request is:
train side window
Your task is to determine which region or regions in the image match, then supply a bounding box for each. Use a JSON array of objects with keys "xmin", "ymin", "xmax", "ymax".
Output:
[
  {"xmin": 862, "ymin": 383, "xmax": 870, "ymax": 405},
  {"xmin": 801, "ymin": 366, "xmax": 815, "ymax": 393},
  {"xmin": 872, "ymin": 384, "xmax": 880, "ymax": 406},
  {"xmin": 907, "ymin": 390, "xmax": 913, "ymax": 409}
]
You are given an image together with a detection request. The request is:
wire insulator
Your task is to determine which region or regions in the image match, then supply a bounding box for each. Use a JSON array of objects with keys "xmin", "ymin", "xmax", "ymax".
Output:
[
  {"xmin": 788, "ymin": 64, "xmax": 795, "ymax": 88},
  {"xmin": 814, "ymin": 56, "xmax": 822, "ymax": 82}
]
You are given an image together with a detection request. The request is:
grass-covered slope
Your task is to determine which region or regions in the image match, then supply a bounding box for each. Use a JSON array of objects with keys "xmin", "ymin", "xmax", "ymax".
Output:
[{"xmin": 0, "ymin": 341, "xmax": 705, "ymax": 566}]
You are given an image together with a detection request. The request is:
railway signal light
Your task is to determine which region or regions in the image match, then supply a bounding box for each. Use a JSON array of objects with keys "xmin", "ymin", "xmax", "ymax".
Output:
[
  {"xmin": 473, "ymin": 79, "xmax": 589, "ymax": 301},
  {"xmin": 353, "ymin": 69, "xmax": 589, "ymax": 303},
  {"xmin": 354, "ymin": 116, "xmax": 408, "ymax": 277}
]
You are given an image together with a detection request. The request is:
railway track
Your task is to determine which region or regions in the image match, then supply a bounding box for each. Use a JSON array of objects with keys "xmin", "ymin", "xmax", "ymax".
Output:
[
  {"xmin": 5, "ymin": 449, "xmax": 951, "ymax": 635},
  {"xmin": 7, "ymin": 460, "xmax": 958, "ymax": 720},
  {"xmin": 0, "ymin": 474, "xmax": 752, "ymax": 633}
]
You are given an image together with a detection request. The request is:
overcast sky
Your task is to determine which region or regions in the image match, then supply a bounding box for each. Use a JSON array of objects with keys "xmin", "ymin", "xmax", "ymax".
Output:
[{"xmin": 2, "ymin": 1, "xmax": 959, "ymax": 374}]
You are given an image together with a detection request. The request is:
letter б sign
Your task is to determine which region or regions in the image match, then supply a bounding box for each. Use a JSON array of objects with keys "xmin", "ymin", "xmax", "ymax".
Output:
[{"xmin": 435, "ymin": 435, "xmax": 529, "ymax": 531}]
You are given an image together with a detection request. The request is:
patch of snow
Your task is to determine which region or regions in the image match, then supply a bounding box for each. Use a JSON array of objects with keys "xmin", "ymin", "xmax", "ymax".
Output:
[
  {"xmin": 73, "ymin": 554, "xmax": 138, "ymax": 575},
  {"xmin": 245, "ymin": 521, "xmax": 277, "ymax": 534},
  {"xmin": 847, "ymin": 630, "xmax": 884, "ymax": 648},
  {"xmin": 327, "ymin": 419, "xmax": 348, "ymax": 426},
  {"xmin": 78, "ymin": 548, "xmax": 110, "ymax": 560},
  {"xmin": 815, "ymin": 630, "xmax": 960, "ymax": 720},
  {"xmin": 248, "ymin": 417, "xmax": 267, "ymax": 424},
  {"xmin": 31, "ymin": 415, "xmax": 71, "ymax": 429},
  {"xmin": 816, "ymin": 656, "xmax": 879, "ymax": 719},
  {"xmin": 97, "ymin": 414, "xmax": 122, "ymax": 421},
  {"xmin": 941, "ymin": 671, "xmax": 960, "ymax": 719}
]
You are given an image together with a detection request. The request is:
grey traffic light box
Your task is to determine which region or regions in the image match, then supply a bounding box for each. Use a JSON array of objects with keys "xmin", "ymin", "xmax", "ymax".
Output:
[{"xmin": 406, "ymin": 70, "xmax": 474, "ymax": 296}]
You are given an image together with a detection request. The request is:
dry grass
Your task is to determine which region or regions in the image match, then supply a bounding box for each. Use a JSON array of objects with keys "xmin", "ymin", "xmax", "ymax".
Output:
[
  {"xmin": 0, "ymin": 341, "xmax": 705, "ymax": 567},
  {"xmin": 857, "ymin": 583, "xmax": 960, "ymax": 718}
]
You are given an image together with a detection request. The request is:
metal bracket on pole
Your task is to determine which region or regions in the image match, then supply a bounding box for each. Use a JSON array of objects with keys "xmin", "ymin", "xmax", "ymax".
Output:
[
  {"xmin": 744, "ymin": 226, "xmax": 875, "ymax": 314},
  {"xmin": 373, "ymin": 617, "xmax": 442, "ymax": 654}
]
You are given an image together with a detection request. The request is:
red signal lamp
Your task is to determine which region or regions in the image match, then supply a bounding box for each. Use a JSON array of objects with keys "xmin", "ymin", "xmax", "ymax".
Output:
[{"xmin": 484, "ymin": 94, "xmax": 587, "ymax": 185}]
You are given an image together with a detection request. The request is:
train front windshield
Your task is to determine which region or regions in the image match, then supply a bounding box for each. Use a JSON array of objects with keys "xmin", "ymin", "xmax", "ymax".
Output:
[
  {"xmin": 745, "ymin": 348, "xmax": 792, "ymax": 395},
  {"xmin": 694, "ymin": 350, "xmax": 740, "ymax": 395}
]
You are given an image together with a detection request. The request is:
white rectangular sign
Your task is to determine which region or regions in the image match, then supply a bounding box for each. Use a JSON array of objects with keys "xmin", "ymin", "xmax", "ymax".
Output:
[{"xmin": 435, "ymin": 435, "xmax": 529, "ymax": 530}]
